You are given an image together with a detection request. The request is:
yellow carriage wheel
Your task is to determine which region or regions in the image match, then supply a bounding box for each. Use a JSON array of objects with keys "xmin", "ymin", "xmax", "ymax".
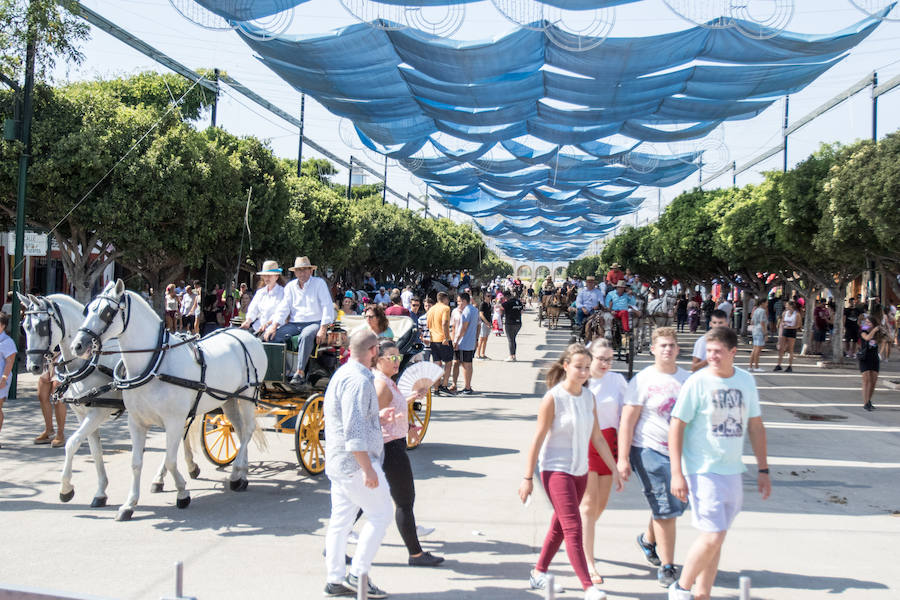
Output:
[
  {"xmin": 406, "ymin": 388, "xmax": 432, "ymax": 450},
  {"xmin": 295, "ymin": 393, "xmax": 326, "ymax": 475},
  {"xmin": 201, "ymin": 409, "xmax": 238, "ymax": 466}
]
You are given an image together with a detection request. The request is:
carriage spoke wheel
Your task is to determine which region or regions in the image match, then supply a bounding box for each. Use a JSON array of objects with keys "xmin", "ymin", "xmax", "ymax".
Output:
[
  {"xmin": 407, "ymin": 389, "xmax": 432, "ymax": 450},
  {"xmin": 201, "ymin": 409, "xmax": 239, "ymax": 466},
  {"xmin": 295, "ymin": 394, "xmax": 325, "ymax": 475}
]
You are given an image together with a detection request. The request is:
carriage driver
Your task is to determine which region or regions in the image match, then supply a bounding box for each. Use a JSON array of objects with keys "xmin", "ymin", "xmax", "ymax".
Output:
[
  {"xmin": 239, "ymin": 260, "xmax": 285, "ymax": 333},
  {"xmin": 574, "ymin": 275, "xmax": 604, "ymax": 329},
  {"xmin": 265, "ymin": 256, "xmax": 336, "ymax": 389},
  {"xmin": 606, "ymin": 280, "xmax": 638, "ymax": 332}
]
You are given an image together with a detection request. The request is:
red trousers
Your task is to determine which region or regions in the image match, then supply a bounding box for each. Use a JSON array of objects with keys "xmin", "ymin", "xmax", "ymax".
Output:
[
  {"xmin": 535, "ymin": 471, "xmax": 592, "ymax": 590},
  {"xmin": 613, "ymin": 309, "xmax": 631, "ymax": 332}
]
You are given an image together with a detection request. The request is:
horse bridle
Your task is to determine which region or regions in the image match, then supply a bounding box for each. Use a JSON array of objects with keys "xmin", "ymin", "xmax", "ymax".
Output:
[
  {"xmin": 78, "ymin": 292, "xmax": 131, "ymax": 352},
  {"xmin": 23, "ymin": 299, "xmax": 65, "ymax": 361}
]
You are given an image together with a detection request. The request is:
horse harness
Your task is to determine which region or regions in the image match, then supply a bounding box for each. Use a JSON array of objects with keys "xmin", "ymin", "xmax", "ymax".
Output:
[{"xmin": 82, "ymin": 292, "xmax": 262, "ymax": 437}]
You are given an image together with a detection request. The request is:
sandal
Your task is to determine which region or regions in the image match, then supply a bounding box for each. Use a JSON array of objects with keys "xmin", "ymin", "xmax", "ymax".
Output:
[
  {"xmin": 50, "ymin": 438, "xmax": 66, "ymax": 448},
  {"xmin": 589, "ymin": 572, "xmax": 604, "ymax": 585},
  {"xmin": 34, "ymin": 433, "xmax": 54, "ymax": 445}
]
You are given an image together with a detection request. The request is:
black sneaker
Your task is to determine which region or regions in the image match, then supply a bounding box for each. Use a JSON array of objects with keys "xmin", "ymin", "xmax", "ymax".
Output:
[
  {"xmin": 785, "ymin": 366, "xmax": 793, "ymax": 373},
  {"xmin": 343, "ymin": 573, "xmax": 387, "ymax": 599},
  {"xmin": 324, "ymin": 582, "xmax": 355, "ymax": 597},
  {"xmin": 636, "ymin": 533, "xmax": 661, "ymax": 566},
  {"xmin": 438, "ymin": 385, "xmax": 454, "ymax": 395},
  {"xmin": 460, "ymin": 388, "xmax": 474, "ymax": 395},
  {"xmin": 773, "ymin": 365, "xmax": 783, "ymax": 372},
  {"xmin": 408, "ymin": 551, "xmax": 445, "ymax": 567},
  {"xmin": 658, "ymin": 564, "xmax": 678, "ymax": 587},
  {"xmin": 864, "ymin": 402, "xmax": 875, "ymax": 411}
]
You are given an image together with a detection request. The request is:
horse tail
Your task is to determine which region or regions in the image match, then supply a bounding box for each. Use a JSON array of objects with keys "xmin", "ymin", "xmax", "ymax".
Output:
[{"xmin": 251, "ymin": 413, "xmax": 269, "ymax": 453}]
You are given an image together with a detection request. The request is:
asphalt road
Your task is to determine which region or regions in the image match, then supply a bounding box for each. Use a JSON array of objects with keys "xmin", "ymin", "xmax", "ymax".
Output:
[{"xmin": 0, "ymin": 310, "xmax": 898, "ymax": 599}]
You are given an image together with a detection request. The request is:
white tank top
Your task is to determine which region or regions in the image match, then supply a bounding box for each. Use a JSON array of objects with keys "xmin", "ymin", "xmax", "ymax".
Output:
[{"xmin": 538, "ymin": 382, "xmax": 595, "ymax": 476}]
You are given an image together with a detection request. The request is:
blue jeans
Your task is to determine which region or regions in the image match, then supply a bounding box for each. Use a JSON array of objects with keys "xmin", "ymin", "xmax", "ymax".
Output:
[
  {"xmin": 273, "ymin": 321, "xmax": 320, "ymax": 375},
  {"xmin": 575, "ymin": 307, "xmax": 594, "ymax": 327}
]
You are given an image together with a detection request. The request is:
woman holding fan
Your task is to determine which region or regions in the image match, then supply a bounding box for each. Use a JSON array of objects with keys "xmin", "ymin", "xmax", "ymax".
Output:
[{"xmin": 373, "ymin": 339, "xmax": 445, "ymax": 567}]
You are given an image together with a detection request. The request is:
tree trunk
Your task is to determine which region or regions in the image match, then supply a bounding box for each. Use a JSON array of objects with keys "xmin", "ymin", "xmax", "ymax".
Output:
[
  {"xmin": 799, "ymin": 286, "xmax": 818, "ymax": 355},
  {"xmin": 55, "ymin": 232, "xmax": 119, "ymax": 304},
  {"xmin": 830, "ymin": 290, "xmax": 845, "ymax": 364}
]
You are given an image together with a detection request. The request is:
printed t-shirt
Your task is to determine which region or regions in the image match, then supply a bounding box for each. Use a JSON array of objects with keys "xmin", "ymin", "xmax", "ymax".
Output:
[
  {"xmin": 671, "ymin": 367, "xmax": 762, "ymax": 475},
  {"xmin": 502, "ymin": 298, "xmax": 523, "ymax": 325},
  {"xmin": 624, "ymin": 365, "xmax": 690, "ymax": 455},
  {"xmin": 589, "ymin": 372, "xmax": 627, "ymax": 430},
  {"xmin": 426, "ymin": 303, "xmax": 451, "ymax": 343}
]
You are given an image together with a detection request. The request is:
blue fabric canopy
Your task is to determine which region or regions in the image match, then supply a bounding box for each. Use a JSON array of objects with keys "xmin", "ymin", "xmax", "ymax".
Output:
[{"xmin": 212, "ymin": 4, "xmax": 889, "ymax": 260}]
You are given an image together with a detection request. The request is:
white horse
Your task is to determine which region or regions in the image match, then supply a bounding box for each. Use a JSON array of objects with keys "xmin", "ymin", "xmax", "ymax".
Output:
[
  {"xmin": 70, "ymin": 280, "xmax": 267, "ymax": 521},
  {"xmin": 647, "ymin": 290, "xmax": 677, "ymax": 328},
  {"xmin": 18, "ymin": 293, "xmax": 201, "ymax": 508}
]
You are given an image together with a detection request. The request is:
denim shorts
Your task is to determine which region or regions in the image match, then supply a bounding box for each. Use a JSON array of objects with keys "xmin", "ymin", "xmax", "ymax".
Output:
[
  {"xmin": 752, "ymin": 330, "xmax": 765, "ymax": 347},
  {"xmin": 630, "ymin": 445, "xmax": 687, "ymax": 520},
  {"xmin": 687, "ymin": 473, "xmax": 743, "ymax": 532}
]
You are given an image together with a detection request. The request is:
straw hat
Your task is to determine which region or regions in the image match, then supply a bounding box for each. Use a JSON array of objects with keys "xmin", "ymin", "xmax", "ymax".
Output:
[
  {"xmin": 610, "ymin": 262, "xmax": 621, "ymax": 269},
  {"xmin": 585, "ymin": 275, "xmax": 596, "ymax": 282},
  {"xmin": 289, "ymin": 256, "xmax": 317, "ymax": 271},
  {"xmin": 616, "ymin": 280, "xmax": 627, "ymax": 288},
  {"xmin": 256, "ymin": 260, "xmax": 282, "ymax": 275}
]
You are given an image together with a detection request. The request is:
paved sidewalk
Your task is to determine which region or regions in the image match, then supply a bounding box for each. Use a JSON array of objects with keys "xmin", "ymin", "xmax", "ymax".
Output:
[{"xmin": 0, "ymin": 313, "xmax": 898, "ymax": 599}]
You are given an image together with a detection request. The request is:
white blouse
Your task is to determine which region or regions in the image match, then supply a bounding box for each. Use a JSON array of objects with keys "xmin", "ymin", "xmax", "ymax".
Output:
[
  {"xmin": 244, "ymin": 284, "xmax": 285, "ymax": 331},
  {"xmin": 588, "ymin": 372, "xmax": 627, "ymax": 431},
  {"xmin": 538, "ymin": 383, "xmax": 596, "ymax": 476}
]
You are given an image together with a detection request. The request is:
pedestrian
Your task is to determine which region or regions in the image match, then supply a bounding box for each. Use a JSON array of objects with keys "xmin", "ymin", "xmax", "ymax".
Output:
[
  {"xmin": 774, "ymin": 300, "xmax": 799, "ymax": 372},
  {"xmin": 426, "ymin": 291, "xmax": 453, "ymax": 394},
  {"xmin": 618, "ymin": 327, "xmax": 690, "ymax": 587},
  {"xmin": 385, "ymin": 292, "xmax": 410, "ymax": 317},
  {"xmin": 240, "ymin": 261, "xmax": 285, "ymax": 334},
  {"xmin": 716, "ymin": 295, "xmax": 734, "ymax": 326},
  {"xmin": 372, "ymin": 339, "xmax": 445, "ymax": 567},
  {"xmin": 180, "ymin": 285, "xmax": 197, "ymax": 333},
  {"xmin": 701, "ymin": 296, "xmax": 715, "ymax": 331},
  {"xmin": 400, "ymin": 286, "xmax": 414, "ymax": 312},
  {"xmin": 687, "ymin": 296, "xmax": 700, "ymax": 333},
  {"xmin": 364, "ymin": 305, "xmax": 394, "ymax": 339},
  {"xmin": 858, "ymin": 314, "xmax": 882, "ymax": 411},
  {"xmin": 580, "ymin": 339, "xmax": 627, "ymax": 585},
  {"xmin": 417, "ymin": 297, "xmax": 432, "ymax": 361},
  {"xmin": 193, "ymin": 286, "xmax": 203, "ymax": 334},
  {"xmin": 675, "ymin": 294, "xmax": 688, "ymax": 333},
  {"xmin": 492, "ymin": 296, "xmax": 504, "ymax": 336},
  {"xmin": 408, "ymin": 296, "xmax": 424, "ymax": 321},
  {"xmin": 164, "ymin": 284, "xmax": 179, "ymax": 332},
  {"xmin": 35, "ymin": 355, "xmax": 67, "ymax": 447},
  {"xmin": 748, "ymin": 298, "xmax": 768, "ymax": 372},
  {"xmin": 0, "ymin": 313, "xmax": 16, "ymax": 447},
  {"xmin": 449, "ymin": 292, "xmax": 479, "ymax": 394},
  {"xmin": 502, "ymin": 290, "xmax": 524, "ymax": 362},
  {"xmin": 879, "ymin": 307, "xmax": 894, "ymax": 362},
  {"xmin": 374, "ymin": 287, "xmax": 390, "ymax": 306},
  {"xmin": 323, "ymin": 329, "xmax": 392, "ymax": 599},
  {"xmin": 266, "ymin": 256, "xmax": 336, "ymax": 391},
  {"xmin": 339, "ymin": 291, "xmax": 358, "ymax": 319},
  {"xmin": 519, "ymin": 344, "xmax": 621, "ymax": 600},
  {"xmin": 476, "ymin": 294, "xmax": 492, "ymax": 359},
  {"xmin": 667, "ymin": 327, "xmax": 770, "ymax": 600},
  {"xmin": 812, "ymin": 298, "xmax": 831, "ymax": 355},
  {"xmin": 691, "ymin": 310, "xmax": 729, "ymax": 372}
]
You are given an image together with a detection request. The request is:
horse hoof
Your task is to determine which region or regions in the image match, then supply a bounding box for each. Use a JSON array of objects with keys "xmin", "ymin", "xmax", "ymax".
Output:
[
  {"xmin": 229, "ymin": 478, "xmax": 241, "ymax": 491},
  {"xmin": 236, "ymin": 478, "xmax": 249, "ymax": 492},
  {"xmin": 150, "ymin": 482, "xmax": 164, "ymax": 494},
  {"xmin": 115, "ymin": 509, "xmax": 134, "ymax": 522},
  {"xmin": 188, "ymin": 466, "xmax": 201, "ymax": 479},
  {"xmin": 59, "ymin": 490, "xmax": 75, "ymax": 503},
  {"xmin": 91, "ymin": 496, "xmax": 107, "ymax": 508},
  {"xmin": 176, "ymin": 495, "xmax": 191, "ymax": 509}
]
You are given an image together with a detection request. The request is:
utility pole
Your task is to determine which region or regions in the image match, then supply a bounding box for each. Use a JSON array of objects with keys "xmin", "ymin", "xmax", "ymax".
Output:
[
  {"xmin": 210, "ymin": 67, "xmax": 219, "ymax": 127},
  {"xmin": 9, "ymin": 17, "xmax": 37, "ymax": 399},
  {"xmin": 782, "ymin": 95, "xmax": 790, "ymax": 173},
  {"xmin": 297, "ymin": 93, "xmax": 305, "ymax": 177},
  {"xmin": 346, "ymin": 156, "xmax": 353, "ymax": 202},
  {"xmin": 382, "ymin": 155, "xmax": 388, "ymax": 205},
  {"xmin": 872, "ymin": 72, "xmax": 878, "ymax": 142}
]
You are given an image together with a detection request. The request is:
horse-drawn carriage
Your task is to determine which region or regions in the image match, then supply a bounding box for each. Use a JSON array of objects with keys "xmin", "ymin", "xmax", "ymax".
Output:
[{"xmin": 200, "ymin": 314, "xmax": 432, "ymax": 475}]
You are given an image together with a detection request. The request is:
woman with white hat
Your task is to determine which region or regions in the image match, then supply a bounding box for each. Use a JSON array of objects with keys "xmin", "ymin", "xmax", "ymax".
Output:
[{"xmin": 240, "ymin": 260, "xmax": 285, "ymax": 333}]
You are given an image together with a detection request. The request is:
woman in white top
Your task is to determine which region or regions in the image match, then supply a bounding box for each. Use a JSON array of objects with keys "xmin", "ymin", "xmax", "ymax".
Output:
[
  {"xmin": 164, "ymin": 284, "xmax": 180, "ymax": 332},
  {"xmin": 518, "ymin": 344, "xmax": 622, "ymax": 600},
  {"xmin": 240, "ymin": 260, "xmax": 285, "ymax": 334},
  {"xmin": 580, "ymin": 339, "xmax": 627, "ymax": 584},
  {"xmin": 775, "ymin": 300, "xmax": 800, "ymax": 372}
]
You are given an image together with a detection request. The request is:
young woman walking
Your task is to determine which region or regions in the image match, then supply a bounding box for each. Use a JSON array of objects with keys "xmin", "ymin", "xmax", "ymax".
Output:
[
  {"xmin": 774, "ymin": 300, "xmax": 799, "ymax": 372},
  {"xmin": 580, "ymin": 340, "xmax": 627, "ymax": 585},
  {"xmin": 519, "ymin": 344, "xmax": 622, "ymax": 600},
  {"xmin": 859, "ymin": 315, "xmax": 882, "ymax": 411}
]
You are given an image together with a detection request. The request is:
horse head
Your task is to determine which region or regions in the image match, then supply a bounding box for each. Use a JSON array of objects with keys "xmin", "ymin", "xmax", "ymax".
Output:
[
  {"xmin": 19, "ymin": 293, "xmax": 57, "ymax": 375},
  {"xmin": 71, "ymin": 279, "xmax": 129, "ymax": 358}
]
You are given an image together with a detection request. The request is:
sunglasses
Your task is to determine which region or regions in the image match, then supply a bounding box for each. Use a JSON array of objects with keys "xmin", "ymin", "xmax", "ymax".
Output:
[
  {"xmin": 365, "ymin": 314, "xmax": 376, "ymax": 319},
  {"xmin": 381, "ymin": 355, "xmax": 401, "ymax": 362},
  {"xmin": 592, "ymin": 356, "xmax": 613, "ymax": 363}
]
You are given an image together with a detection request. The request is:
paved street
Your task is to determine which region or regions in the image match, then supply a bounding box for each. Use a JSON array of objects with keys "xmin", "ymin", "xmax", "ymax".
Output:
[{"xmin": 1, "ymin": 311, "xmax": 899, "ymax": 599}]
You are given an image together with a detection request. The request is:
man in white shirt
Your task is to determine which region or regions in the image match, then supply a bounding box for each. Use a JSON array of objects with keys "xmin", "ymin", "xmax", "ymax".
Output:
[
  {"xmin": 266, "ymin": 256, "xmax": 336, "ymax": 389},
  {"xmin": 691, "ymin": 310, "xmax": 729, "ymax": 372},
  {"xmin": 575, "ymin": 276, "xmax": 604, "ymax": 330},
  {"xmin": 373, "ymin": 287, "xmax": 390, "ymax": 306},
  {"xmin": 618, "ymin": 327, "xmax": 690, "ymax": 588},
  {"xmin": 400, "ymin": 286, "xmax": 414, "ymax": 311},
  {"xmin": 716, "ymin": 298, "xmax": 733, "ymax": 322}
]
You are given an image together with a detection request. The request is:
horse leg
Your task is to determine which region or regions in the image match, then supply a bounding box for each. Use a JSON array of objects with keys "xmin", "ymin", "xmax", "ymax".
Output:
[
  {"xmin": 59, "ymin": 406, "xmax": 94, "ymax": 503},
  {"xmin": 86, "ymin": 423, "xmax": 110, "ymax": 507},
  {"xmin": 183, "ymin": 418, "xmax": 201, "ymax": 480},
  {"xmin": 150, "ymin": 459, "xmax": 167, "ymax": 494},
  {"xmin": 222, "ymin": 399, "xmax": 252, "ymax": 492},
  {"xmin": 162, "ymin": 419, "xmax": 190, "ymax": 509},
  {"xmin": 117, "ymin": 418, "xmax": 148, "ymax": 521}
]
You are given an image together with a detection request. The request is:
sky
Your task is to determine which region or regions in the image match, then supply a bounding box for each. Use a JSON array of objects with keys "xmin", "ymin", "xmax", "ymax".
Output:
[{"xmin": 50, "ymin": 1, "xmax": 900, "ymax": 265}]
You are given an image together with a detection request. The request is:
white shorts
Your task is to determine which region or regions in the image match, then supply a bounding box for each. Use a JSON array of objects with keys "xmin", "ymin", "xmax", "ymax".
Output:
[
  {"xmin": 479, "ymin": 322, "xmax": 491, "ymax": 338},
  {"xmin": 687, "ymin": 472, "xmax": 743, "ymax": 532}
]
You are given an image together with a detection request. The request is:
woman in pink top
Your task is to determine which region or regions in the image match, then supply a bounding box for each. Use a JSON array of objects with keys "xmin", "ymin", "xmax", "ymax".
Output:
[{"xmin": 373, "ymin": 340, "xmax": 444, "ymax": 567}]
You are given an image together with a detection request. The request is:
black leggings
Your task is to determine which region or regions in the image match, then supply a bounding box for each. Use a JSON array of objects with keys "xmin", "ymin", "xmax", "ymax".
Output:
[
  {"xmin": 506, "ymin": 321, "xmax": 521, "ymax": 356},
  {"xmin": 365, "ymin": 438, "xmax": 422, "ymax": 555}
]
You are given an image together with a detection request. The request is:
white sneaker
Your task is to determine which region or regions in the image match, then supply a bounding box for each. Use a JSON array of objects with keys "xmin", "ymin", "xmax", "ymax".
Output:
[
  {"xmin": 416, "ymin": 525, "xmax": 435, "ymax": 537},
  {"xmin": 505, "ymin": 356, "xmax": 517, "ymax": 362},
  {"xmin": 585, "ymin": 586, "xmax": 607, "ymax": 600},
  {"xmin": 668, "ymin": 581, "xmax": 693, "ymax": 600},
  {"xmin": 529, "ymin": 570, "xmax": 564, "ymax": 593},
  {"xmin": 347, "ymin": 530, "xmax": 359, "ymax": 544}
]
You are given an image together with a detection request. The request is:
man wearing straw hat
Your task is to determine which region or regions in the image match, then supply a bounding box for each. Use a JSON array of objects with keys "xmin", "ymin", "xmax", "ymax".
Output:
[
  {"xmin": 266, "ymin": 256, "xmax": 336, "ymax": 389},
  {"xmin": 240, "ymin": 260, "xmax": 285, "ymax": 334}
]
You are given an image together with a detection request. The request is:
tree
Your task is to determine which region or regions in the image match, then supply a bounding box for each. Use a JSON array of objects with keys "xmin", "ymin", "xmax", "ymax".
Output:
[
  {"xmin": 0, "ymin": 0, "xmax": 88, "ymax": 84},
  {"xmin": 567, "ymin": 255, "xmax": 603, "ymax": 280},
  {"xmin": 471, "ymin": 250, "xmax": 512, "ymax": 282}
]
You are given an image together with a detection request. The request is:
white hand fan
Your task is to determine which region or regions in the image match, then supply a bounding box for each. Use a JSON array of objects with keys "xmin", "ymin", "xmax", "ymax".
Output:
[{"xmin": 398, "ymin": 361, "xmax": 445, "ymax": 397}]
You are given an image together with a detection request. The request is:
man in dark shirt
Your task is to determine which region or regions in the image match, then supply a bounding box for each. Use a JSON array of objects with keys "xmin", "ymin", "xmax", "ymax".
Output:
[
  {"xmin": 476, "ymin": 295, "xmax": 492, "ymax": 359},
  {"xmin": 812, "ymin": 298, "xmax": 831, "ymax": 355},
  {"xmin": 843, "ymin": 297, "xmax": 861, "ymax": 358},
  {"xmin": 501, "ymin": 291, "xmax": 524, "ymax": 362}
]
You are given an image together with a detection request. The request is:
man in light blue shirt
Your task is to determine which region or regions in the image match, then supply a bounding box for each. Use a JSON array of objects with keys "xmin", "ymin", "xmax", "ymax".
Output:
[
  {"xmin": 450, "ymin": 292, "xmax": 480, "ymax": 394},
  {"xmin": 574, "ymin": 276, "xmax": 604, "ymax": 329},
  {"xmin": 323, "ymin": 329, "xmax": 393, "ymax": 598},
  {"xmin": 667, "ymin": 327, "xmax": 770, "ymax": 600},
  {"xmin": 606, "ymin": 280, "xmax": 638, "ymax": 331}
]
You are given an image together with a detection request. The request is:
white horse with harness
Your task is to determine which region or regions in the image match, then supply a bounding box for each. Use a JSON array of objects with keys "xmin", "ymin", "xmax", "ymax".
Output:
[
  {"xmin": 646, "ymin": 290, "xmax": 677, "ymax": 328},
  {"xmin": 70, "ymin": 280, "xmax": 267, "ymax": 521},
  {"xmin": 19, "ymin": 293, "xmax": 202, "ymax": 508}
]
